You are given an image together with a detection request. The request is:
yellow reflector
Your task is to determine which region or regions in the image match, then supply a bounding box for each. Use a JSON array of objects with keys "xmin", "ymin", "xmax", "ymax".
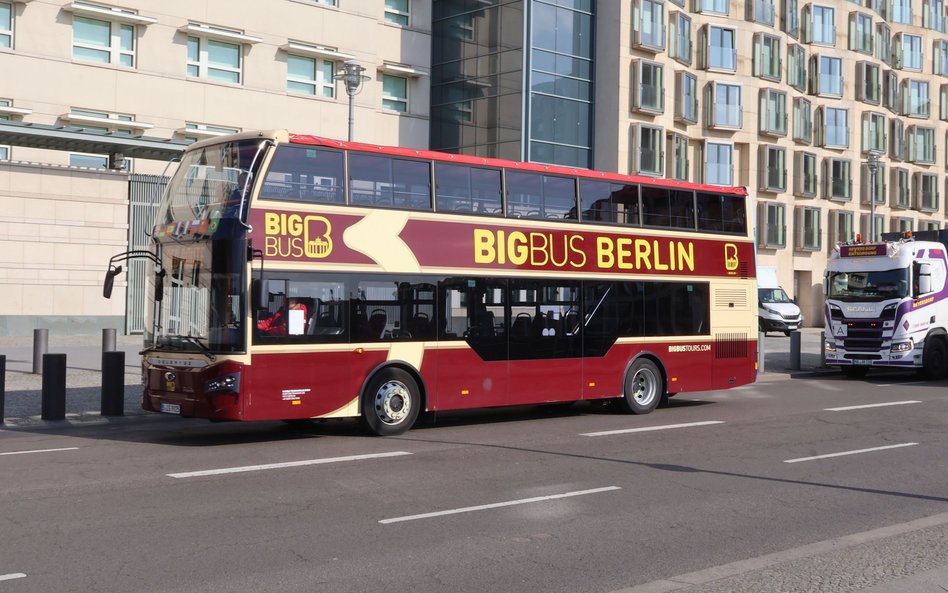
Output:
[
  {"xmin": 671, "ymin": 377, "xmax": 677, "ymax": 382},
  {"xmin": 461, "ymin": 389, "xmax": 469, "ymax": 395},
  {"xmin": 291, "ymin": 400, "xmax": 301, "ymax": 406},
  {"xmin": 587, "ymin": 382, "xmax": 596, "ymax": 387}
]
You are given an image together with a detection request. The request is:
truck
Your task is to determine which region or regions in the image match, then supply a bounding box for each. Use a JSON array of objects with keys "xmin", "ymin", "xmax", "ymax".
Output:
[
  {"xmin": 758, "ymin": 266, "xmax": 804, "ymax": 335},
  {"xmin": 823, "ymin": 230, "xmax": 948, "ymax": 379}
]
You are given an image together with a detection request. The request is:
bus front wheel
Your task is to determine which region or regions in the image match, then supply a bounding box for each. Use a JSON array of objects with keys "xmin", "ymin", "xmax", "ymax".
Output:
[
  {"xmin": 360, "ymin": 368, "xmax": 421, "ymax": 436},
  {"xmin": 618, "ymin": 358, "xmax": 664, "ymax": 415}
]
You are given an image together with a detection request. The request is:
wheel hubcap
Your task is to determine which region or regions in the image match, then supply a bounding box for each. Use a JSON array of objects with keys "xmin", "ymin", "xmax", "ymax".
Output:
[
  {"xmin": 631, "ymin": 368, "xmax": 658, "ymax": 406},
  {"xmin": 375, "ymin": 380, "xmax": 411, "ymax": 425}
]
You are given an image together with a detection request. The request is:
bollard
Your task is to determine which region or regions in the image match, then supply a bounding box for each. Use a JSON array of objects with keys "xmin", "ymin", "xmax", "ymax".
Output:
[
  {"xmin": 41, "ymin": 353, "xmax": 67, "ymax": 421},
  {"xmin": 820, "ymin": 331, "xmax": 826, "ymax": 367},
  {"xmin": 33, "ymin": 328, "xmax": 48, "ymax": 374},
  {"xmin": 758, "ymin": 331, "xmax": 766, "ymax": 373},
  {"xmin": 101, "ymin": 351, "xmax": 125, "ymax": 416},
  {"xmin": 790, "ymin": 330, "xmax": 802, "ymax": 371},
  {"xmin": 0, "ymin": 354, "xmax": 5, "ymax": 423},
  {"xmin": 102, "ymin": 328, "xmax": 116, "ymax": 355}
]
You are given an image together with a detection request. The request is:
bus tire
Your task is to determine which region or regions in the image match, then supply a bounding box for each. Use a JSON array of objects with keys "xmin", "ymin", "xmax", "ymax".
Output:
[
  {"xmin": 921, "ymin": 336, "xmax": 948, "ymax": 380},
  {"xmin": 618, "ymin": 358, "xmax": 664, "ymax": 415},
  {"xmin": 841, "ymin": 366, "xmax": 869, "ymax": 379},
  {"xmin": 360, "ymin": 367, "xmax": 421, "ymax": 436}
]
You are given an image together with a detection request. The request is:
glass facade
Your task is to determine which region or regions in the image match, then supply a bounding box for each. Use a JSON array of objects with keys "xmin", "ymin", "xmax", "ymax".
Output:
[{"xmin": 431, "ymin": 0, "xmax": 594, "ymax": 168}]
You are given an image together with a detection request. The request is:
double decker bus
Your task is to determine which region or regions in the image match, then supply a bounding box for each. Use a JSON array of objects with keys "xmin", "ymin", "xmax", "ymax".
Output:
[{"xmin": 104, "ymin": 130, "xmax": 758, "ymax": 436}]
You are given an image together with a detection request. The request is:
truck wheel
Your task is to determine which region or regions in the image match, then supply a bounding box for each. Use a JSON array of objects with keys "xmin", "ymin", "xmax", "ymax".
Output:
[
  {"xmin": 841, "ymin": 366, "xmax": 869, "ymax": 379},
  {"xmin": 618, "ymin": 358, "xmax": 664, "ymax": 415},
  {"xmin": 921, "ymin": 337, "xmax": 948, "ymax": 380},
  {"xmin": 360, "ymin": 368, "xmax": 421, "ymax": 436}
]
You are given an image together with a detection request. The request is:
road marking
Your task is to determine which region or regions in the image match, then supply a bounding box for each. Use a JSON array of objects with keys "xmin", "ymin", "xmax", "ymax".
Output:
[
  {"xmin": 0, "ymin": 447, "xmax": 78, "ymax": 456},
  {"xmin": 784, "ymin": 442, "xmax": 918, "ymax": 464},
  {"xmin": 0, "ymin": 574, "xmax": 26, "ymax": 582},
  {"xmin": 876, "ymin": 381, "xmax": 927, "ymax": 387},
  {"xmin": 825, "ymin": 400, "xmax": 921, "ymax": 411},
  {"xmin": 581, "ymin": 421, "xmax": 724, "ymax": 437},
  {"xmin": 379, "ymin": 486, "xmax": 621, "ymax": 524},
  {"xmin": 167, "ymin": 451, "xmax": 412, "ymax": 478}
]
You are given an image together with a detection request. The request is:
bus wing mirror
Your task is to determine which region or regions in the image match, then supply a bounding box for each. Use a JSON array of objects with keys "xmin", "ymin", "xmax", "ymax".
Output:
[
  {"xmin": 918, "ymin": 263, "xmax": 932, "ymax": 295},
  {"xmin": 103, "ymin": 265, "xmax": 122, "ymax": 299}
]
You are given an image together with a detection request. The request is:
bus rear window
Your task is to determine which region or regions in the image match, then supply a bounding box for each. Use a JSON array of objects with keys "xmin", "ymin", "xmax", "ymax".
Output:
[{"xmin": 261, "ymin": 145, "xmax": 345, "ymax": 204}]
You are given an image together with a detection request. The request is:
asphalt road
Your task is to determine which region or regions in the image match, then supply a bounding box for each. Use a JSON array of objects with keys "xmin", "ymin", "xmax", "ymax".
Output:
[{"xmin": 2, "ymin": 361, "xmax": 948, "ymax": 593}]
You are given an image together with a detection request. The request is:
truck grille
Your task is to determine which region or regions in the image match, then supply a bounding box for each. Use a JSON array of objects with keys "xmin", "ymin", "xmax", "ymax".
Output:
[{"xmin": 842, "ymin": 320, "xmax": 885, "ymax": 351}]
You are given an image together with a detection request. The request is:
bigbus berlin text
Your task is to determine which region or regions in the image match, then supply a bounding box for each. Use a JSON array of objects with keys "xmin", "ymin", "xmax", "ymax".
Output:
[{"xmin": 473, "ymin": 228, "xmax": 695, "ymax": 272}]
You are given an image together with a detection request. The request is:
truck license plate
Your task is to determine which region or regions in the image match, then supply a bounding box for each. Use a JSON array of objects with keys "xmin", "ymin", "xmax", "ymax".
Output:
[
  {"xmin": 853, "ymin": 360, "xmax": 870, "ymax": 366},
  {"xmin": 159, "ymin": 402, "xmax": 181, "ymax": 414}
]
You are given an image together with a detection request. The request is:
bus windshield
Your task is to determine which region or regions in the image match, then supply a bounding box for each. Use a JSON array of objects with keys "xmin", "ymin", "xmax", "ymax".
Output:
[
  {"xmin": 827, "ymin": 267, "xmax": 910, "ymax": 301},
  {"xmin": 145, "ymin": 239, "xmax": 246, "ymax": 354}
]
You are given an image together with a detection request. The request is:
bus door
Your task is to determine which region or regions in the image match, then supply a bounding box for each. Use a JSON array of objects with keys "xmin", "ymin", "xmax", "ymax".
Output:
[{"xmin": 507, "ymin": 280, "xmax": 583, "ymax": 405}]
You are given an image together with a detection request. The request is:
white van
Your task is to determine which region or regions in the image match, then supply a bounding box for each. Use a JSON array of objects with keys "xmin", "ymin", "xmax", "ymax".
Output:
[{"xmin": 758, "ymin": 266, "xmax": 804, "ymax": 335}]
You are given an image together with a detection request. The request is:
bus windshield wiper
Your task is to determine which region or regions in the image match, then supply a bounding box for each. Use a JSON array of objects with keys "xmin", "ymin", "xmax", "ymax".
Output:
[{"xmin": 180, "ymin": 335, "xmax": 217, "ymax": 361}]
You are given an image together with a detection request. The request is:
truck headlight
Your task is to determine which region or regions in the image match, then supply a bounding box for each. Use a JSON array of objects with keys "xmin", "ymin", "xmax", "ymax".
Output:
[
  {"xmin": 825, "ymin": 340, "xmax": 837, "ymax": 353},
  {"xmin": 890, "ymin": 340, "xmax": 913, "ymax": 353}
]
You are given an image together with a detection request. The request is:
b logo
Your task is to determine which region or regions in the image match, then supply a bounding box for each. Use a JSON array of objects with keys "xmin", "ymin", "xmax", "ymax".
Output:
[
  {"xmin": 724, "ymin": 243, "xmax": 739, "ymax": 271},
  {"xmin": 304, "ymin": 216, "xmax": 332, "ymax": 258}
]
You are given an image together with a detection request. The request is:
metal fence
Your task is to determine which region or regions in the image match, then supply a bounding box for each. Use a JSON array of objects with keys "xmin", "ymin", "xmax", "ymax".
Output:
[{"xmin": 126, "ymin": 174, "xmax": 167, "ymax": 334}]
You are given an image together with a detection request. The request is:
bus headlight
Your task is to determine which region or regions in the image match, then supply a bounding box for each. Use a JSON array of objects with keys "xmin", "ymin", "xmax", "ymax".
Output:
[
  {"xmin": 825, "ymin": 340, "xmax": 837, "ymax": 353},
  {"xmin": 890, "ymin": 340, "xmax": 914, "ymax": 353},
  {"xmin": 205, "ymin": 372, "xmax": 241, "ymax": 395}
]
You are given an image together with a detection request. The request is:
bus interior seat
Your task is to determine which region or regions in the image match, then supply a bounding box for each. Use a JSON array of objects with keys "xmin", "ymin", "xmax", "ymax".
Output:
[
  {"xmin": 368, "ymin": 309, "xmax": 387, "ymax": 339},
  {"xmin": 408, "ymin": 312, "xmax": 433, "ymax": 339},
  {"xmin": 511, "ymin": 313, "xmax": 532, "ymax": 338}
]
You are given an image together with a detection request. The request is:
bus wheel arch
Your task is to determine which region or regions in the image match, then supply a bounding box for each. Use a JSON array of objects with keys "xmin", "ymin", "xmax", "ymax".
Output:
[
  {"xmin": 921, "ymin": 330, "xmax": 948, "ymax": 380},
  {"xmin": 618, "ymin": 354, "xmax": 666, "ymax": 415},
  {"xmin": 359, "ymin": 363, "xmax": 426, "ymax": 436}
]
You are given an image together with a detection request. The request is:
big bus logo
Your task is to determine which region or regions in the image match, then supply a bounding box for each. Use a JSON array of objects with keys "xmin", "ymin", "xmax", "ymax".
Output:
[
  {"xmin": 724, "ymin": 243, "xmax": 739, "ymax": 271},
  {"xmin": 263, "ymin": 212, "xmax": 333, "ymax": 259}
]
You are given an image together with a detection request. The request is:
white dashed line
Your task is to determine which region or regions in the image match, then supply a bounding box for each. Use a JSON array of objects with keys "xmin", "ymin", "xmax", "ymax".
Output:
[
  {"xmin": 0, "ymin": 447, "xmax": 79, "ymax": 456},
  {"xmin": 784, "ymin": 443, "xmax": 918, "ymax": 464},
  {"xmin": 825, "ymin": 401, "xmax": 921, "ymax": 411},
  {"xmin": 581, "ymin": 421, "xmax": 724, "ymax": 437},
  {"xmin": 0, "ymin": 573, "xmax": 26, "ymax": 582},
  {"xmin": 380, "ymin": 486, "xmax": 621, "ymax": 524},
  {"xmin": 167, "ymin": 451, "xmax": 412, "ymax": 478}
]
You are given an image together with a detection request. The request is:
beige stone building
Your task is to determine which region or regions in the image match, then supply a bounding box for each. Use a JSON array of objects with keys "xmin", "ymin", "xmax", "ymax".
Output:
[{"xmin": 0, "ymin": 0, "xmax": 431, "ymax": 334}]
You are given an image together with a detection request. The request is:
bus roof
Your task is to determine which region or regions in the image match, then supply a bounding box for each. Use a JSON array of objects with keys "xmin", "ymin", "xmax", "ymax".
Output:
[{"xmin": 285, "ymin": 132, "xmax": 749, "ymax": 197}]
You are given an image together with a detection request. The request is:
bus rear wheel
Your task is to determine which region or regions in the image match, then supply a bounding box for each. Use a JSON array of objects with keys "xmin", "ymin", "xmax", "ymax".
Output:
[
  {"xmin": 921, "ymin": 337, "xmax": 948, "ymax": 380},
  {"xmin": 360, "ymin": 368, "xmax": 421, "ymax": 436},
  {"xmin": 618, "ymin": 358, "xmax": 664, "ymax": 415}
]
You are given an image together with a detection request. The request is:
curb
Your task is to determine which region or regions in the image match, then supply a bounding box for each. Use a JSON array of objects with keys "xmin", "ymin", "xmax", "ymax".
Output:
[{"xmin": 1, "ymin": 410, "xmax": 153, "ymax": 429}]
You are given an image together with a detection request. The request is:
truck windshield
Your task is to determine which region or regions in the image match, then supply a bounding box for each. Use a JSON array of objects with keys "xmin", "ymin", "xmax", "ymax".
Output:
[
  {"xmin": 827, "ymin": 267, "xmax": 910, "ymax": 301},
  {"xmin": 759, "ymin": 287, "xmax": 792, "ymax": 304}
]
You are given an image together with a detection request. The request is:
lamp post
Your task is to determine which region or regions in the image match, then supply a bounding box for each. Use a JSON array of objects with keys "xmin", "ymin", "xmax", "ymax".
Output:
[
  {"xmin": 334, "ymin": 60, "xmax": 370, "ymax": 142},
  {"xmin": 866, "ymin": 150, "xmax": 883, "ymax": 242}
]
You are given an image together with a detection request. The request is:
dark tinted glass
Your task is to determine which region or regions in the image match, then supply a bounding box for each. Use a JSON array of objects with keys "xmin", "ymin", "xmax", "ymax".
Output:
[
  {"xmin": 349, "ymin": 154, "xmax": 432, "ymax": 210},
  {"xmin": 435, "ymin": 163, "xmax": 503, "ymax": 214},
  {"xmin": 260, "ymin": 145, "xmax": 345, "ymax": 204},
  {"xmin": 641, "ymin": 187, "xmax": 696, "ymax": 230},
  {"xmin": 579, "ymin": 180, "xmax": 639, "ymax": 224}
]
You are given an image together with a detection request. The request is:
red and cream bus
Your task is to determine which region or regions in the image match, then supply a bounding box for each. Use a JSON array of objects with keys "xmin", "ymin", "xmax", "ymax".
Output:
[{"xmin": 104, "ymin": 130, "xmax": 758, "ymax": 435}]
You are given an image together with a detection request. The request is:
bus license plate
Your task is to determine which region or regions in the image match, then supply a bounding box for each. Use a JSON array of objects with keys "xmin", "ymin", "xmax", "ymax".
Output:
[{"xmin": 159, "ymin": 403, "xmax": 181, "ymax": 414}]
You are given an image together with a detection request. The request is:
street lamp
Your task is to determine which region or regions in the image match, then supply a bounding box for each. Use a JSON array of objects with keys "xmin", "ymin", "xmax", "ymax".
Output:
[
  {"xmin": 866, "ymin": 150, "xmax": 883, "ymax": 242},
  {"xmin": 334, "ymin": 60, "xmax": 370, "ymax": 142}
]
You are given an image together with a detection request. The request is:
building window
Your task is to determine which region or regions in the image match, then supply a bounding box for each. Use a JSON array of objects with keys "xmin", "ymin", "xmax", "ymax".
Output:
[
  {"xmin": 883, "ymin": 69, "xmax": 899, "ymax": 113},
  {"xmin": 889, "ymin": 0, "xmax": 913, "ymax": 24},
  {"xmin": 926, "ymin": 0, "xmax": 948, "ymax": 32},
  {"xmin": 749, "ymin": 0, "xmax": 776, "ymax": 26},
  {"xmin": 181, "ymin": 122, "xmax": 240, "ymax": 142},
  {"xmin": 700, "ymin": 25, "xmax": 736, "ymax": 72},
  {"xmin": 861, "ymin": 161, "xmax": 886, "ymax": 205},
  {"xmin": 810, "ymin": 55, "xmax": 843, "ymax": 97},
  {"xmin": 1, "ymin": 2, "xmax": 12, "ymax": 48},
  {"xmin": 632, "ymin": 60, "xmax": 664, "ymax": 114},
  {"xmin": 817, "ymin": 106, "xmax": 849, "ymax": 148},
  {"xmin": 907, "ymin": 126, "xmax": 936, "ymax": 163},
  {"xmin": 694, "ymin": 0, "xmax": 728, "ymax": 15},
  {"xmin": 894, "ymin": 33, "xmax": 923, "ymax": 70},
  {"xmin": 805, "ymin": 5, "xmax": 836, "ymax": 45},
  {"xmin": 892, "ymin": 216, "xmax": 914, "ymax": 233},
  {"xmin": 706, "ymin": 82, "xmax": 742, "ymax": 129},
  {"xmin": 825, "ymin": 158, "xmax": 852, "ymax": 200},
  {"xmin": 759, "ymin": 145, "xmax": 787, "ymax": 192},
  {"xmin": 73, "ymin": 15, "xmax": 135, "ymax": 66},
  {"xmin": 668, "ymin": 132, "xmax": 689, "ymax": 181},
  {"xmin": 760, "ymin": 89, "xmax": 788, "ymax": 136},
  {"xmin": 796, "ymin": 206, "xmax": 822, "ymax": 250},
  {"xmin": 312, "ymin": 0, "xmax": 336, "ymax": 5},
  {"xmin": 892, "ymin": 167, "xmax": 911, "ymax": 207},
  {"xmin": 793, "ymin": 96, "xmax": 812, "ymax": 144},
  {"xmin": 795, "ymin": 151, "xmax": 819, "ymax": 196},
  {"xmin": 922, "ymin": 219, "xmax": 940, "ymax": 231},
  {"xmin": 862, "ymin": 212, "xmax": 885, "ymax": 240},
  {"xmin": 832, "ymin": 209, "xmax": 855, "ymax": 243},
  {"xmin": 187, "ymin": 35, "xmax": 241, "ymax": 83},
  {"xmin": 876, "ymin": 22, "xmax": 891, "ymax": 64},
  {"xmin": 890, "ymin": 118, "xmax": 905, "ymax": 160},
  {"xmin": 783, "ymin": 0, "xmax": 800, "ymax": 38},
  {"xmin": 936, "ymin": 41, "xmax": 948, "ymax": 75},
  {"xmin": 788, "ymin": 44, "xmax": 807, "ymax": 91},
  {"xmin": 384, "ymin": 0, "xmax": 410, "ymax": 26},
  {"xmin": 0, "ymin": 100, "xmax": 9, "ymax": 160},
  {"xmin": 633, "ymin": 0, "xmax": 666, "ymax": 52},
  {"xmin": 862, "ymin": 111, "xmax": 887, "ymax": 153},
  {"xmin": 849, "ymin": 12, "xmax": 873, "ymax": 54},
  {"xmin": 675, "ymin": 71, "xmax": 698, "ymax": 123},
  {"xmin": 382, "ymin": 74, "xmax": 408, "ymax": 112},
  {"xmin": 287, "ymin": 54, "xmax": 335, "ymax": 97},
  {"xmin": 632, "ymin": 124, "xmax": 664, "ymax": 176},
  {"xmin": 701, "ymin": 141, "xmax": 733, "ymax": 185},
  {"xmin": 916, "ymin": 172, "xmax": 940, "ymax": 210},
  {"xmin": 901, "ymin": 79, "xmax": 931, "ymax": 118},
  {"xmin": 856, "ymin": 61, "xmax": 881, "ymax": 105},
  {"xmin": 761, "ymin": 202, "xmax": 787, "ymax": 247},
  {"xmin": 669, "ymin": 12, "xmax": 692, "ymax": 64},
  {"xmin": 754, "ymin": 33, "xmax": 782, "ymax": 81}
]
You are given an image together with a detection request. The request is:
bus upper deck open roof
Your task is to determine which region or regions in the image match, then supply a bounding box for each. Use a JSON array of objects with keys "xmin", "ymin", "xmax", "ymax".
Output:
[{"xmin": 182, "ymin": 130, "xmax": 747, "ymax": 198}]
